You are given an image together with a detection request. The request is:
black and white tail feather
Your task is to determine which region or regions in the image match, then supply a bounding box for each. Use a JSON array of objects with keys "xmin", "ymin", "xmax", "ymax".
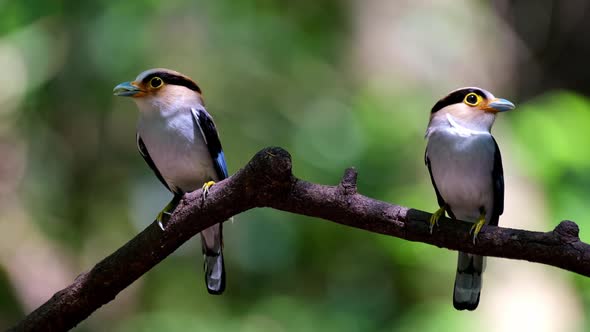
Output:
[{"xmin": 453, "ymin": 253, "xmax": 484, "ymax": 310}]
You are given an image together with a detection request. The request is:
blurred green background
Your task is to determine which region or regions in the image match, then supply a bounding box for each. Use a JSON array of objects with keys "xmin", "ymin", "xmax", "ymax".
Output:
[{"xmin": 1, "ymin": 0, "xmax": 590, "ymax": 331}]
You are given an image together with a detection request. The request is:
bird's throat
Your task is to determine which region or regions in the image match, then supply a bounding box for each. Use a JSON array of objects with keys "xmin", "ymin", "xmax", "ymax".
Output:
[{"xmin": 445, "ymin": 114, "xmax": 490, "ymax": 137}]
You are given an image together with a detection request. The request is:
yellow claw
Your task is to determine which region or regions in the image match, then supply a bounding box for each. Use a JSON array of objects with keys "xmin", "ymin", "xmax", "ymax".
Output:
[
  {"xmin": 202, "ymin": 181, "xmax": 216, "ymax": 200},
  {"xmin": 156, "ymin": 197, "xmax": 180, "ymax": 230},
  {"xmin": 156, "ymin": 210, "xmax": 170, "ymax": 231},
  {"xmin": 470, "ymin": 212, "xmax": 486, "ymax": 244},
  {"xmin": 429, "ymin": 206, "xmax": 446, "ymax": 234}
]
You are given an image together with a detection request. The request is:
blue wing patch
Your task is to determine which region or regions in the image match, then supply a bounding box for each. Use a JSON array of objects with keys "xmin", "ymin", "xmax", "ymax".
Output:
[
  {"xmin": 192, "ymin": 107, "xmax": 229, "ymax": 180},
  {"xmin": 215, "ymin": 150, "xmax": 229, "ymax": 179}
]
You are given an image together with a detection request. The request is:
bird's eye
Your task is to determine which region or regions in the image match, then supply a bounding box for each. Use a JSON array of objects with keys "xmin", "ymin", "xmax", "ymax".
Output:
[
  {"xmin": 149, "ymin": 77, "xmax": 163, "ymax": 89},
  {"xmin": 464, "ymin": 93, "xmax": 481, "ymax": 106}
]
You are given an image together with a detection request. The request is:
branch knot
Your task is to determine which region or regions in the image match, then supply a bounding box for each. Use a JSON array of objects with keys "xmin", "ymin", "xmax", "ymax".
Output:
[
  {"xmin": 338, "ymin": 167, "xmax": 358, "ymax": 196},
  {"xmin": 554, "ymin": 220, "xmax": 580, "ymax": 243}
]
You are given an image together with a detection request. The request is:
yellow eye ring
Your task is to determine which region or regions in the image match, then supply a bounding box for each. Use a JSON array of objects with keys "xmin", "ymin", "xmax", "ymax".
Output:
[
  {"xmin": 464, "ymin": 92, "xmax": 481, "ymax": 106},
  {"xmin": 149, "ymin": 77, "xmax": 163, "ymax": 89}
]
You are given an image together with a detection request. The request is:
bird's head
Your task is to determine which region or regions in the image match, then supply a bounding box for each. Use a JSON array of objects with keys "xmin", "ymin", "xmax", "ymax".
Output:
[
  {"xmin": 429, "ymin": 87, "xmax": 515, "ymax": 132},
  {"xmin": 113, "ymin": 68, "xmax": 203, "ymax": 112}
]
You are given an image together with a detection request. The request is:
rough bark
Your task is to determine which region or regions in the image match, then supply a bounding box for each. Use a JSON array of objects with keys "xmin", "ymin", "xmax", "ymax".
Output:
[{"xmin": 10, "ymin": 147, "xmax": 590, "ymax": 332}]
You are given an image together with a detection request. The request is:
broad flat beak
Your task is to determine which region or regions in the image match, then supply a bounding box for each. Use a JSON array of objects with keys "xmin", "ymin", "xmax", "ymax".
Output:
[
  {"xmin": 484, "ymin": 98, "xmax": 515, "ymax": 113},
  {"xmin": 113, "ymin": 81, "xmax": 142, "ymax": 97}
]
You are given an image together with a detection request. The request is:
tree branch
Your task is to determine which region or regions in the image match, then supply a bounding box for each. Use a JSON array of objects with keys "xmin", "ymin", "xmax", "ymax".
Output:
[{"xmin": 10, "ymin": 147, "xmax": 590, "ymax": 332}]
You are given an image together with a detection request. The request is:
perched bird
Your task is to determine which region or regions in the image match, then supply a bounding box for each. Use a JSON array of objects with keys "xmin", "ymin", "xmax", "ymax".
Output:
[
  {"xmin": 113, "ymin": 68, "xmax": 228, "ymax": 294},
  {"xmin": 424, "ymin": 87, "xmax": 514, "ymax": 310}
]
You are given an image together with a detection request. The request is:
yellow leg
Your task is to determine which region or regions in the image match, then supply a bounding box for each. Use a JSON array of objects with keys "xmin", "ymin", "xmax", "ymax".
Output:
[
  {"xmin": 202, "ymin": 181, "xmax": 216, "ymax": 200},
  {"xmin": 156, "ymin": 195, "xmax": 182, "ymax": 231},
  {"xmin": 470, "ymin": 211, "xmax": 486, "ymax": 244},
  {"xmin": 429, "ymin": 205, "xmax": 446, "ymax": 234}
]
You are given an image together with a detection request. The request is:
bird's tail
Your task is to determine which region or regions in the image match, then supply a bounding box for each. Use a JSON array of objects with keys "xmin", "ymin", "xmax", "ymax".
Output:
[
  {"xmin": 453, "ymin": 252, "xmax": 484, "ymax": 310},
  {"xmin": 200, "ymin": 223, "xmax": 225, "ymax": 295}
]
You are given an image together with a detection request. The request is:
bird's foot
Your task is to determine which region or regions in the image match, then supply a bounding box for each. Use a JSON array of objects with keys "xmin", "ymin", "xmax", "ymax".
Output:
[
  {"xmin": 156, "ymin": 210, "xmax": 172, "ymax": 231},
  {"xmin": 155, "ymin": 196, "xmax": 182, "ymax": 231},
  {"xmin": 429, "ymin": 206, "xmax": 446, "ymax": 234},
  {"xmin": 469, "ymin": 213, "xmax": 486, "ymax": 244},
  {"xmin": 202, "ymin": 181, "xmax": 216, "ymax": 200}
]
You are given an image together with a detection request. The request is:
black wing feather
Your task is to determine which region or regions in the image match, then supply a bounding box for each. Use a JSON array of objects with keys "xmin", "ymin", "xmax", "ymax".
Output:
[
  {"xmin": 136, "ymin": 134, "xmax": 178, "ymax": 194},
  {"xmin": 191, "ymin": 107, "xmax": 229, "ymax": 180},
  {"xmin": 489, "ymin": 137, "xmax": 504, "ymax": 226}
]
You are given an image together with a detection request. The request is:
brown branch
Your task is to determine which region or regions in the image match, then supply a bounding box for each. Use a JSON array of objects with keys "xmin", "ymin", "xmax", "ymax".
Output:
[{"xmin": 10, "ymin": 147, "xmax": 590, "ymax": 332}]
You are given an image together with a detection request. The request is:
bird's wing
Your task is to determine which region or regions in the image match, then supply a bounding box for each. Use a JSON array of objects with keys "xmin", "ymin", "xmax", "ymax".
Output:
[
  {"xmin": 425, "ymin": 149, "xmax": 457, "ymax": 219},
  {"xmin": 191, "ymin": 106, "xmax": 229, "ymax": 180},
  {"xmin": 489, "ymin": 137, "xmax": 504, "ymax": 226},
  {"xmin": 425, "ymin": 150, "xmax": 446, "ymax": 207},
  {"xmin": 136, "ymin": 133, "xmax": 177, "ymax": 194}
]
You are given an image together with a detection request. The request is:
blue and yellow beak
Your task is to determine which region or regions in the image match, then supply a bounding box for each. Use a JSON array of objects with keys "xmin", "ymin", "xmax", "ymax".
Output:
[
  {"xmin": 483, "ymin": 98, "xmax": 515, "ymax": 113},
  {"xmin": 113, "ymin": 81, "xmax": 143, "ymax": 97}
]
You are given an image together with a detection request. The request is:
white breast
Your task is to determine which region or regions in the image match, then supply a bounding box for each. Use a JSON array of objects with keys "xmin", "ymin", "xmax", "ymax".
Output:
[
  {"xmin": 426, "ymin": 129, "xmax": 496, "ymax": 223},
  {"xmin": 137, "ymin": 108, "xmax": 216, "ymax": 192}
]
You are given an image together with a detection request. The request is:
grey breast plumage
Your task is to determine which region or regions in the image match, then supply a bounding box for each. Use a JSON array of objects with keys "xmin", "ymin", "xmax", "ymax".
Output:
[{"xmin": 426, "ymin": 130, "xmax": 497, "ymax": 222}]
